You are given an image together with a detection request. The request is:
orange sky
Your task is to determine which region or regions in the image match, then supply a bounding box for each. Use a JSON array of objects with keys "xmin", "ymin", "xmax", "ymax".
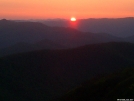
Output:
[{"xmin": 0, "ymin": 0, "xmax": 134, "ymax": 19}]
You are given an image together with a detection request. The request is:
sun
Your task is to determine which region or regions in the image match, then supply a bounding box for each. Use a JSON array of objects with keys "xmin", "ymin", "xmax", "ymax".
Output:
[{"xmin": 70, "ymin": 17, "xmax": 76, "ymax": 21}]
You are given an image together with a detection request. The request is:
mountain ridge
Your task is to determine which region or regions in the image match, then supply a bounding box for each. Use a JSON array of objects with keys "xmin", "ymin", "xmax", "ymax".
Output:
[
  {"xmin": 0, "ymin": 19, "xmax": 126, "ymax": 57},
  {"xmin": 1, "ymin": 42, "xmax": 134, "ymax": 101},
  {"xmin": 40, "ymin": 17, "xmax": 134, "ymax": 37}
]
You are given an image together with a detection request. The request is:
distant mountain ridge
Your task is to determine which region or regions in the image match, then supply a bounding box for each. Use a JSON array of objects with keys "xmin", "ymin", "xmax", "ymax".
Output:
[
  {"xmin": 40, "ymin": 17, "xmax": 134, "ymax": 37},
  {"xmin": 0, "ymin": 19, "xmax": 127, "ymax": 57}
]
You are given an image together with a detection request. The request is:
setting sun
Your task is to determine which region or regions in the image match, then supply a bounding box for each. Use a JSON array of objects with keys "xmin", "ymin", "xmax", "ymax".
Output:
[{"xmin": 71, "ymin": 17, "xmax": 76, "ymax": 21}]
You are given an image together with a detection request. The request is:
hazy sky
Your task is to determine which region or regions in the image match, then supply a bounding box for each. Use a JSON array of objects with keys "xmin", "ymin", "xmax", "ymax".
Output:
[{"xmin": 0, "ymin": 0, "xmax": 134, "ymax": 19}]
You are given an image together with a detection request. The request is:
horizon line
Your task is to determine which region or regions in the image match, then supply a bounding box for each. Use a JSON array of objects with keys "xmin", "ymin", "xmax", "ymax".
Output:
[{"xmin": 0, "ymin": 17, "xmax": 134, "ymax": 21}]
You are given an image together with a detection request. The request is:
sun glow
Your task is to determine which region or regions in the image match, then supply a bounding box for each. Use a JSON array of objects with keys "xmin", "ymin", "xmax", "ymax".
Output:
[{"xmin": 71, "ymin": 17, "xmax": 76, "ymax": 21}]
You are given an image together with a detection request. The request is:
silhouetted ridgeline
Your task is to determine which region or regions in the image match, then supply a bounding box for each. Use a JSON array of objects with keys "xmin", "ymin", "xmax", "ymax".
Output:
[
  {"xmin": 1, "ymin": 19, "xmax": 134, "ymax": 57},
  {"xmin": 41, "ymin": 17, "xmax": 134, "ymax": 37},
  {"xmin": 1, "ymin": 42, "xmax": 134, "ymax": 101}
]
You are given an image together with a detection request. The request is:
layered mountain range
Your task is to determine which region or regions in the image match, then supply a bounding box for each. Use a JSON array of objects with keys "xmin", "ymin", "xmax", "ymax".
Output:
[
  {"xmin": 1, "ymin": 18, "xmax": 134, "ymax": 101},
  {"xmin": 0, "ymin": 19, "xmax": 134, "ymax": 57}
]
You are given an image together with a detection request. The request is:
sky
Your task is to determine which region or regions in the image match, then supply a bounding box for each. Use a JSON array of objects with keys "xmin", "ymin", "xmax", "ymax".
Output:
[{"xmin": 0, "ymin": 0, "xmax": 134, "ymax": 19}]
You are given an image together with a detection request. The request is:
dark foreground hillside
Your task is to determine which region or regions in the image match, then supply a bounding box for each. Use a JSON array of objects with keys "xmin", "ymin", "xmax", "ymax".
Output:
[
  {"xmin": 1, "ymin": 42, "xmax": 134, "ymax": 101},
  {"xmin": 57, "ymin": 68, "xmax": 134, "ymax": 101}
]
